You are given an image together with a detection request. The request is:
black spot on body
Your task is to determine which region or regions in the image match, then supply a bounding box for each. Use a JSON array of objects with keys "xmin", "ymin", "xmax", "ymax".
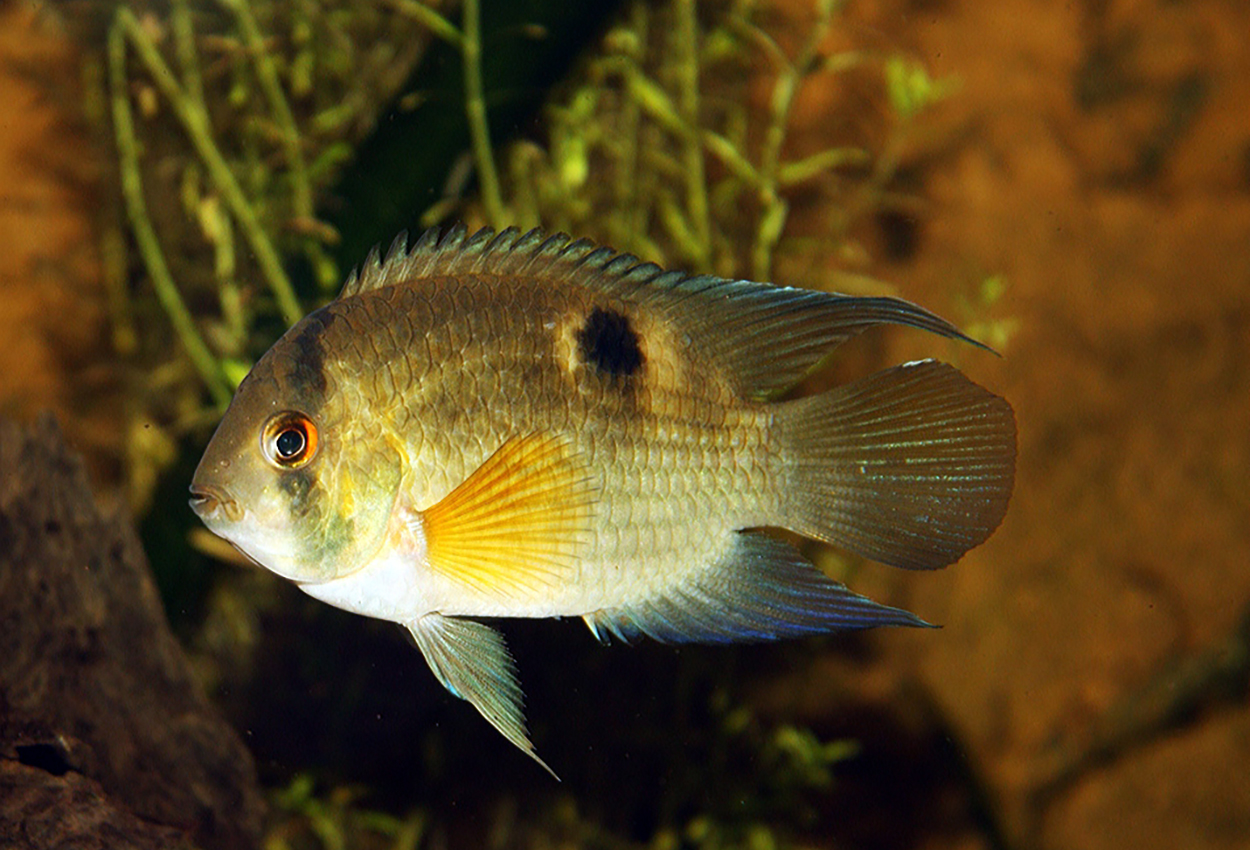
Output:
[{"xmin": 577, "ymin": 307, "xmax": 644, "ymax": 379}]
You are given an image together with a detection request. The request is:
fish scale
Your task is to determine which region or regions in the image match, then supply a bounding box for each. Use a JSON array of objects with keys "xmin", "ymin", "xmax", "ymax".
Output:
[
  {"xmin": 326, "ymin": 279, "xmax": 774, "ymax": 609},
  {"xmin": 190, "ymin": 225, "xmax": 1015, "ymax": 772}
]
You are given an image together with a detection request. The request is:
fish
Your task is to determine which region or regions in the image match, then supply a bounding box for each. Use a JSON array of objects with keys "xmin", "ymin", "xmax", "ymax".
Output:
[{"xmin": 189, "ymin": 225, "xmax": 1015, "ymax": 774}]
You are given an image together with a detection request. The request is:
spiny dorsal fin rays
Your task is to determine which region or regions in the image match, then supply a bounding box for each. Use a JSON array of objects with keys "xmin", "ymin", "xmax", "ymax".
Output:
[
  {"xmin": 340, "ymin": 225, "xmax": 619, "ymax": 299},
  {"xmin": 407, "ymin": 613, "xmax": 558, "ymax": 778},
  {"xmin": 421, "ymin": 432, "xmax": 596, "ymax": 602},
  {"xmin": 337, "ymin": 225, "xmax": 993, "ymax": 401}
]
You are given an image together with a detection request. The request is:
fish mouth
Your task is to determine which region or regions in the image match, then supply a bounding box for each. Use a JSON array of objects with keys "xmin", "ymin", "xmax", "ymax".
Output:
[{"xmin": 188, "ymin": 484, "xmax": 242, "ymax": 523}]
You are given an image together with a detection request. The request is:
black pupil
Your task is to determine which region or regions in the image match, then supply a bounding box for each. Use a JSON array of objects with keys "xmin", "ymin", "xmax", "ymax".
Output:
[{"xmin": 274, "ymin": 427, "xmax": 305, "ymax": 459}]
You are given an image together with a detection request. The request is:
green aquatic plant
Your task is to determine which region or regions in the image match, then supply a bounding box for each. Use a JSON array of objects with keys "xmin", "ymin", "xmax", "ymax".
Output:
[
  {"xmin": 110, "ymin": 11, "xmax": 232, "ymax": 407},
  {"xmin": 958, "ymin": 273, "xmax": 1019, "ymax": 355},
  {"xmin": 111, "ymin": 3, "xmax": 311, "ymax": 337},
  {"xmin": 103, "ymin": 0, "xmax": 437, "ymax": 509},
  {"xmin": 265, "ymin": 773, "xmax": 428, "ymax": 850},
  {"xmin": 105, "ymin": 0, "xmax": 520, "ymax": 488},
  {"xmin": 385, "ymin": 0, "xmax": 506, "ymax": 227},
  {"xmin": 492, "ymin": 0, "xmax": 957, "ymax": 285},
  {"xmin": 257, "ymin": 717, "xmax": 860, "ymax": 850}
]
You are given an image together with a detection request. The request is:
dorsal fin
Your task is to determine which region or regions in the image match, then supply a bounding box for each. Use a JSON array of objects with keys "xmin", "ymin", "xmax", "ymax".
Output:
[
  {"xmin": 338, "ymin": 225, "xmax": 993, "ymax": 400},
  {"xmin": 337, "ymin": 225, "xmax": 617, "ymax": 299}
]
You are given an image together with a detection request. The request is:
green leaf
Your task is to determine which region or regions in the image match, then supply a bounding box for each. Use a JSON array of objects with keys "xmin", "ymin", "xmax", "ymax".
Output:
[
  {"xmin": 778, "ymin": 146, "xmax": 870, "ymax": 186},
  {"xmin": 885, "ymin": 55, "xmax": 958, "ymax": 120}
]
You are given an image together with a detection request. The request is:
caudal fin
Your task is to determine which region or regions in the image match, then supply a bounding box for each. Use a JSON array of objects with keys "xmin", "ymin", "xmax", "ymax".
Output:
[{"xmin": 777, "ymin": 360, "xmax": 1016, "ymax": 570}]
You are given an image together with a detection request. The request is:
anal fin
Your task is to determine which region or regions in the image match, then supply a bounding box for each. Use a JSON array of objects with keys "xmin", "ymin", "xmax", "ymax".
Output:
[
  {"xmin": 583, "ymin": 532, "xmax": 930, "ymax": 645},
  {"xmin": 407, "ymin": 613, "xmax": 557, "ymax": 778}
]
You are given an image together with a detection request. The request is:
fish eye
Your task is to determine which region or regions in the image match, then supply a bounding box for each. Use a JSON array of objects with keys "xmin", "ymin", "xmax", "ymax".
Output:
[{"xmin": 262, "ymin": 412, "xmax": 318, "ymax": 468}]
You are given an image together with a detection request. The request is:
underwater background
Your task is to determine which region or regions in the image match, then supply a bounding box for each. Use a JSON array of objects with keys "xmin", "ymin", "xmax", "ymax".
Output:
[{"xmin": 1, "ymin": 0, "xmax": 1247, "ymax": 849}]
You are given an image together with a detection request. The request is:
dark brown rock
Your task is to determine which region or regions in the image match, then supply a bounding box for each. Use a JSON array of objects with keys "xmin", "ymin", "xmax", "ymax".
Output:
[{"xmin": 0, "ymin": 415, "xmax": 264, "ymax": 850}]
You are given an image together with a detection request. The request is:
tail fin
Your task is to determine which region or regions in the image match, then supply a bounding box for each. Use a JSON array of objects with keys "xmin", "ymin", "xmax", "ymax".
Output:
[{"xmin": 777, "ymin": 360, "xmax": 1016, "ymax": 570}]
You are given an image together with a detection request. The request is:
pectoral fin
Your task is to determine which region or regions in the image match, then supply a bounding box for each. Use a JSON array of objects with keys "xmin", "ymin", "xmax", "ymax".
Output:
[
  {"xmin": 422, "ymin": 432, "xmax": 595, "ymax": 601},
  {"xmin": 406, "ymin": 613, "xmax": 556, "ymax": 778}
]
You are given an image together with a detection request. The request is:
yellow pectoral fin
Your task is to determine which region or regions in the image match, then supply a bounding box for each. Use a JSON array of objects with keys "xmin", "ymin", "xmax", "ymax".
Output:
[{"xmin": 422, "ymin": 432, "xmax": 596, "ymax": 600}]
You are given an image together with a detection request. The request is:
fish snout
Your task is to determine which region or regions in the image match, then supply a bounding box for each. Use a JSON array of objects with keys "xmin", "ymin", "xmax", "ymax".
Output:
[{"xmin": 188, "ymin": 484, "xmax": 242, "ymax": 523}]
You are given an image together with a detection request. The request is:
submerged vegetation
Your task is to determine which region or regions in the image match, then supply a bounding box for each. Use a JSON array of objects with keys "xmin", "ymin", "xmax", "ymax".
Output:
[
  {"xmin": 491, "ymin": 0, "xmax": 955, "ymax": 284},
  {"xmin": 104, "ymin": 0, "xmax": 957, "ymax": 513},
  {"xmin": 103, "ymin": 0, "xmax": 437, "ymax": 510},
  {"xmin": 97, "ymin": 0, "xmax": 978, "ymax": 847},
  {"xmin": 260, "ymin": 708, "xmax": 861, "ymax": 850}
]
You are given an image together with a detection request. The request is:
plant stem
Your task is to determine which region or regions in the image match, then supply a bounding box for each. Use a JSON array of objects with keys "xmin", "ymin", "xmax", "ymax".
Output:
[
  {"xmin": 109, "ymin": 16, "xmax": 231, "ymax": 407},
  {"xmin": 115, "ymin": 7, "xmax": 304, "ymax": 327},
  {"xmin": 751, "ymin": 0, "xmax": 840, "ymax": 280},
  {"xmin": 386, "ymin": 0, "xmax": 464, "ymax": 48},
  {"xmin": 461, "ymin": 0, "xmax": 505, "ymax": 227},
  {"xmin": 222, "ymin": 0, "xmax": 338, "ymax": 294},
  {"xmin": 221, "ymin": 0, "xmax": 313, "ymax": 222},
  {"xmin": 673, "ymin": 0, "xmax": 710, "ymax": 269},
  {"xmin": 171, "ymin": 0, "xmax": 206, "ymax": 115},
  {"xmin": 611, "ymin": 3, "xmax": 646, "ymax": 248}
]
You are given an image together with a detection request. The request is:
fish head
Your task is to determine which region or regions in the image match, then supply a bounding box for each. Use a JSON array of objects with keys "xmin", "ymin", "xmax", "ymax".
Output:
[{"xmin": 190, "ymin": 321, "xmax": 403, "ymax": 584}]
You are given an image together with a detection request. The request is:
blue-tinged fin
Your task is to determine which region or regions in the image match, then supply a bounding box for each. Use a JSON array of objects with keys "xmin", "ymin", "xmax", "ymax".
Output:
[
  {"xmin": 337, "ymin": 225, "xmax": 992, "ymax": 401},
  {"xmin": 406, "ymin": 613, "xmax": 557, "ymax": 778},
  {"xmin": 582, "ymin": 533, "xmax": 931, "ymax": 645}
]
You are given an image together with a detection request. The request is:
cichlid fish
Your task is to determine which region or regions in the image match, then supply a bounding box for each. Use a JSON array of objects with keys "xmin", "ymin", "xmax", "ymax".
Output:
[{"xmin": 190, "ymin": 226, "xmax": 1015, "ymax": 773}]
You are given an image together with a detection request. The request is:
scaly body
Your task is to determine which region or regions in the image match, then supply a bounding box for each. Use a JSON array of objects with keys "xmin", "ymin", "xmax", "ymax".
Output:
[
  {"xmin": 297, "ymin": 277, "xmax": 779, "ymax": 622},
  {"xmin": 191, "ymin": 226, "xmax": 1016, "ymax": 773}
]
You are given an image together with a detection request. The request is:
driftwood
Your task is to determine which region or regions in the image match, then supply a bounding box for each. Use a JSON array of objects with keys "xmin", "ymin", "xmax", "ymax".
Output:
[{"xmin": 0, "ymin": 415, "xmax": 263, "ymax": 849}]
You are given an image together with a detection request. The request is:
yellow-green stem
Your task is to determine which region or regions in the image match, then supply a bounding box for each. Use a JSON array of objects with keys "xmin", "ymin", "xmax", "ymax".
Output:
[
  {"xmin": 115, "ymin": 7, "xmax": 303, "ymax": 327},
  {"xmin": 461, "ymin": 0, "xmax": 505, "ymax": 227},
  {"xmin": 612, "ymin": 3, "xmax": 647, "ymax": 247},
  {"xmin": 387, "ymin": 0, "xmax": 464, "ymax": 48},
  {"xmin": 673, "ymin": 0, "xmax": 710, "ymax": 269},
  {"xmin": 220, "ymin": 0, "xmax": 313, "ymax": 222},
  {"xmin": 109, "ymin": 17, "xmax": 231, "ymax": 407},
  {"xmin": 751, "ymin": 0, "xmax": 840, "ymax": 280},
  {"xmin": 171, "ymin": 0, "xmax": 206, "ymax": 116}
]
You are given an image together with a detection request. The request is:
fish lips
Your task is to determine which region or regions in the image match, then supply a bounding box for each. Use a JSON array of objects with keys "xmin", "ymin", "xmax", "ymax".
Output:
[
  {"xmin": 188, "ymin": 483, "xmax": 243, "ymax": 524},
  {"xmin": 186, "ymin": 481, "xmax": 327, "ymax": 582}
]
